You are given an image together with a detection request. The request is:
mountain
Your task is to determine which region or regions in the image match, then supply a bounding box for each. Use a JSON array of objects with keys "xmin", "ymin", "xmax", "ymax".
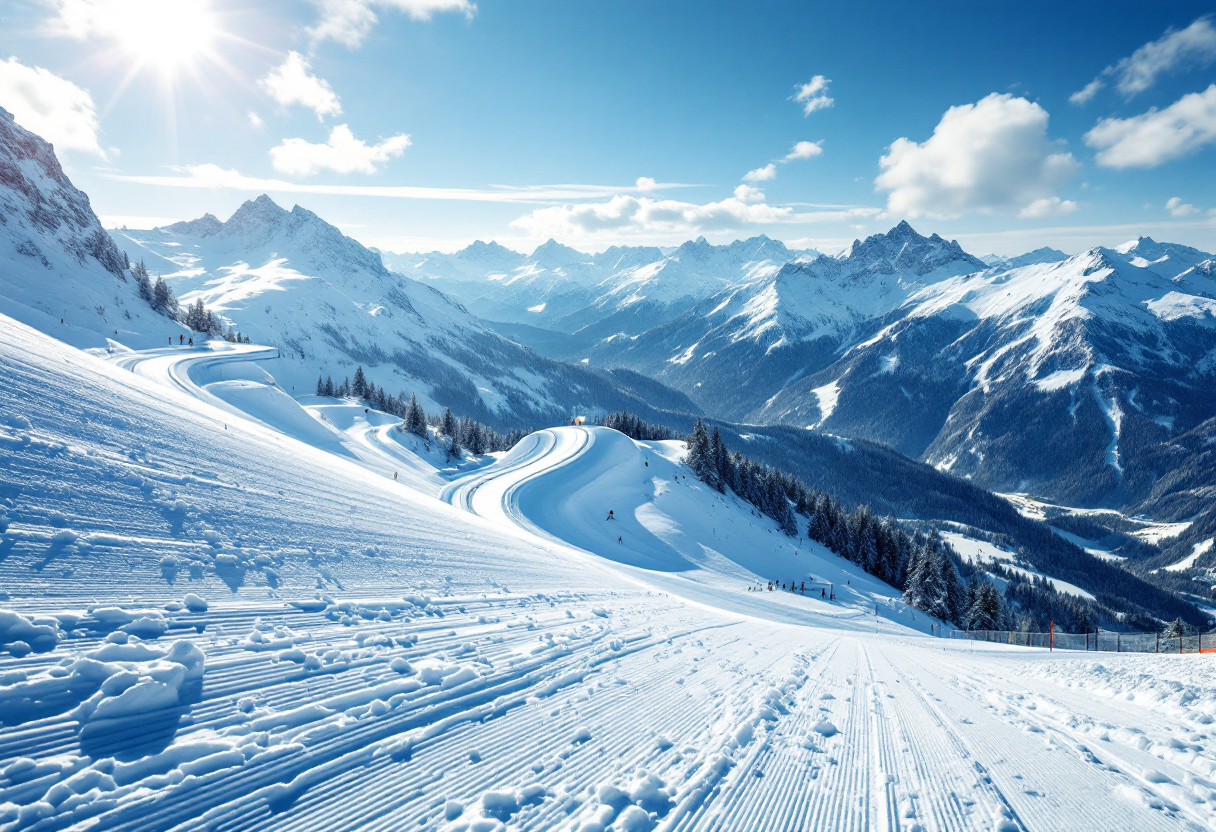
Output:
[
  {"xmin": 593, "ymin": 221, "xmax": 987, "ymax": 420},
  {"xmin": 110, "ymin": 198, "xmax": 701, "ymax": 429},
  {"xmin": 982, "ymin": 247, "xmax": 1069, "ymax": 269},
  {"xmin": 0, "ymin": 106, "xmax": 184, "ymax": 349},
  {"xmin": 756, "ymin": 244, "xmax": 1216, "ymax": 513},
  {"xmin": 382, "ymin": 234, "xmax": 820, "ymax": 359}
]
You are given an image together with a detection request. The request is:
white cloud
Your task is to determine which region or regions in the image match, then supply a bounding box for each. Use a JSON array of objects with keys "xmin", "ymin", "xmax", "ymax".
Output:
[
  {"xmin": 875, "ymin": 93, "xmax": 1077, "ymax": 218},
  {"xmin": 509, "ymin": 191, "xmax": 879, "ymax": 238},
  {"xmin": 1084, "ymin": 84, "xmax": 1216, "ymax": 168},
  {"xmin": 794, "ymin": 76, "xmax": 833, "ymax": 115},
  {"xmin": 259, "ymin": 52, "xmax": 341, "ymax": 120},
  {"xmin": 1018, "ymin": 197, "xmax": 1077, "ymax": 218},
  {"xmin": 743, "ymin": 163, "xmax": 776, "ymax": 182},
  {"xmin": 0, "ymin": 57, "xmax": 102, "ymax": 155},
  {"xmin": 1069, "ymin": 79, "xmax": 1104, "ymax": 106},
  {"xmin": 308, "ymin": 0, "xmax": 476, "ymax": 48},
  {"xmin": 247, "ymin": 110, "xmax": 264, "ymax": 128},
  {"xmin": 270, "ymin": 124, "xmax": 410, "ymax": 176},
  {"xmin": 784, "ymin": 140, "xmax": 823, "ymax": 161},
  {"xmin": 1072, "ymin": 17, "xmax": 1216, "ymax": 103},
  {"xmin": 108, "ymin": 163, "xmax": 681, "ymax": 202},
  {"xmin": 635, "ymin": 176, "xmax": 656, "ymax": 192},
  {"xmin": 732, "ymin": 184, "xmax": 766, "ymax": 203},
  {"xmin": 1166, "ymin": 196, "xmax": 1200, "ymax": 217}
]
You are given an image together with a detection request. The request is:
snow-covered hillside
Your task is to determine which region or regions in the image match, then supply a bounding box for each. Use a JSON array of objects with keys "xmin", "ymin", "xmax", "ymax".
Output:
[
  {"xmin": 0, "ymin": 106, "xmax": 185, "ymax": 350},
  {"xmin": 108, "ymin": 198, "xmax": 696, "ymax": 429},
  {"xmin": 6, "ymin": 310, "xmax": 1216, "ymax": 830}
]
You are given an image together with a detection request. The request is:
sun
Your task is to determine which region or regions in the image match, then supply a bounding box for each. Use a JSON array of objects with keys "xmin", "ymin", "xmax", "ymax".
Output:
[{"xmin": 108, "ymin": 0, "xmax": 219, "ymax": 75}]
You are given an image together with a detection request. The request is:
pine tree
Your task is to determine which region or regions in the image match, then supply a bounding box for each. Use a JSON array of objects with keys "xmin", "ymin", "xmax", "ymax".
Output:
[
  {"xmin": 132, "ymin": 259, "xmax": 152, "ymax": 302},
  {"xmin": 709, "ymin": 427, "xmax": 729, "ymax": 493},
  {"xmin": 685, "ymin": 418, "xmax": 711, "ymax": 481},
  {"xmin": 324, "ymin": 375, "xmax": 335, "ymax": 397},
  {"xmin": 404, "ymin": 393, "xmax": 427, "ymax": 438},
  {"xmin": 316, "ymin": 375, "xmax": 325, "ymax": 396},
  {"xmin": 968, "ymin": 581, "xmax": 1001, "ymax": 630},
  {"xmin": 352, "ymin": 366, "xmax": 366, "ymax": 398},
  {"xmin": 441, "ymin": 407, "xmax": 457, "ymax": 438},
  {"xmin": 152, "ymin": 277, "xmax": 179, "ymax": 318}
]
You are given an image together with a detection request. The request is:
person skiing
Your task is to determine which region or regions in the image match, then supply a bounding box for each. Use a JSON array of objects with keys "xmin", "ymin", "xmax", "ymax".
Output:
[
  {"xmin": 179, "ymin": 334, "xmax": 184, "ymax": 345},
  {"xmin": 188, "ymin": 337, "xmax": 193, "ymax": 347},
  {"xmin": 394, "ymin": 472, "xmax": 398, "ymax": 480},
  {"xmin": 617, "ymin": 536, "xmax": 622, "ymax": 544},
  {"xmin": 821, "ymin": 588, "xmax": 826, "ymax": 599},
  {"xmin": 168, "ymin": 337, "xmax": 171, "ymax": 345},
  {"xmin": 606, "ymin": 510, "xmax": 614, "ymax": 521}
]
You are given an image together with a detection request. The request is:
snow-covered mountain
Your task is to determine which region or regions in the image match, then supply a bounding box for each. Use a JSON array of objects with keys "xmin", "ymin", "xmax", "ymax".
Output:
[
  {"xmin": 750, "ymin": 242, "xmax": 1216, "ymax": 511},
  {"xmin": 382, "ymin": 234, "xmax": 820, "ymax": 356},
  {"xmin": 0, "ymin": 106, "xmax": 184, "ymax": 349},
  {"xmin": 110, "ymin": 199, "xmax": 697, "ymax": 427},
  {"xmin": 591, "ymin": 222, "xmax": 988, "ymax": 419}
]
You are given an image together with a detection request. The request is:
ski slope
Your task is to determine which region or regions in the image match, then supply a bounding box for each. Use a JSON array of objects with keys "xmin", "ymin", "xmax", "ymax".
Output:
[{"xmin": 4, "ymin": 316, "xmax": 1216, "ymax": 831}]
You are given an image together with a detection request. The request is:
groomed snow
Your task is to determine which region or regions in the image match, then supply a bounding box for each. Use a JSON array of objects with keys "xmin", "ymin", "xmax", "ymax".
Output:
[{"xmin": 5, "ymin": 314, "xmax": 1216, "ymax": 830}]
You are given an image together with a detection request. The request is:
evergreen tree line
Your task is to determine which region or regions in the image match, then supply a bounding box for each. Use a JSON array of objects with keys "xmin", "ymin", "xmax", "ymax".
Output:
[
  {"xmin": 679, "ymin": 417, "xmax": 1105, "ymax": 631},
  {"xmin": 427, "ymin": 406, "xmax": 528, "ymax": 459},
  {"xmin": 130, "ymin": 258, "xmax": 232, "ymax": 336},
  {"xmin": 314, "ymin": 366, "xmax": 526, "ymax": 457},
  {"xmin": 598, "ymin": 412, "xmax": 680, "ymax": 441}
]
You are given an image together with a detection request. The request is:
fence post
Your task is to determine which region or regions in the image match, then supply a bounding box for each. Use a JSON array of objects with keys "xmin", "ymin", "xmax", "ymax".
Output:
[
  {"xmin": 1116, "ymin": 632, "xmax": 1120, "ymax": 653},
  {"xmin": 1050, "ymin": 620, "xmax": 1053, "ymax": 652}
]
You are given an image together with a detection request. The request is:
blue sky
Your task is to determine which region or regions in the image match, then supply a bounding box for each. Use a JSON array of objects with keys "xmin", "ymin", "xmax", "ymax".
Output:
[{"xmin": 2, "ymin": 0, "xmax": 1215, "ymax": 255}]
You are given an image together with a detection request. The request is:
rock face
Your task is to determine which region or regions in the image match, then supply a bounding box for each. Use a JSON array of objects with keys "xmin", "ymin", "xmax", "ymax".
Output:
[
  {"xmin": 109, "ymin": 197, "xmax": 700, "ymax": 427},
  {"xmin": 0, "ymin": 106, "xmax": 174, "ymax": 348}
]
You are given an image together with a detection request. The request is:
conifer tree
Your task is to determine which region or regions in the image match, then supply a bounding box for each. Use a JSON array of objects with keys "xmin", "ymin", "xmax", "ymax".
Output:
[
  {"xmin": 685, "ymin": 419, "xmax": 711, "ymax": 480},
  {"xmin": 404, "ymin": 393, "xmax": 427, "ymax": 438},
  {"xmin": 316, "ymin": 375, "xmax": 324, "ymax": 396},
  {"xmin": 441, "ymin": 407, "xmax": 457, "ymax": 438},
  {"xmin": 324, "ymin": 375, "xmax": 335, "ymax": 397},
  {"xmin": 132, "ymin": 259, "xmax": 153, "ymax": 302},
  {"xmin": 352, "ymin": 366, "xmax": 366, "ymax": 398}
]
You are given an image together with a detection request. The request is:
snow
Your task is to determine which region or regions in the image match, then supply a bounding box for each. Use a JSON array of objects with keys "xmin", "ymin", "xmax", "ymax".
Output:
[
  {"xmin": 941, "ymin": 531, "xmax": 1097, "ymax": 600},
  {"xmin": 812, "ymin": 379, "xmax": 840, "ymax": 425},
  {"xmin": 4, "ymin": 310, "xmax": 1216, "ymax": 830},
  {"xmin": 1164, "ymin": 538, "xmax": 1213, "ymax": 573}
]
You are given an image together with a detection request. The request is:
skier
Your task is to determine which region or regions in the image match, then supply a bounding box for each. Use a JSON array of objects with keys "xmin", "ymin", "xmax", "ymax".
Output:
[
  {"xmin": 168, "ymin": 337, "xmax": 171, "ymax": 345},
  {"xmin": 606, "ymin": 510, "xmax": 614, "ymax": 521},
  {"xmin": 188, "ymin": 337, "xmax": 193, "ymax": 347},
  {"xmin": 645, "ymin": 458, "xmax": 648, "ymax": 467},
  {"xmin": 179, "ymin": 334, "xmax": 184, "ymax": 345},
  {"xmin": 394, "ymin": 472, "xmax": 398, "ymax": 480},
  {"xmin": 800, "ymin": 582, "xmax": 805, "ymax": 594},
  {"xmin": 821, "ymin": 588, "xmax": 826, "ymax": 599},
  {"xmin": 617, "ymin": 536, "xmax": 622, "ymax": 544}
]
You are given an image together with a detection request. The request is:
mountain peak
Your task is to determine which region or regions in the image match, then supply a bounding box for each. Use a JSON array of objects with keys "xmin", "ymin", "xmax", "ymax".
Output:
[
  {"xmin": 530, "ymin": 238, "xmax": 585, "ymax": 266},
  {"xmin": 162, "ymin": 213, "xmax": 223, "ymax": 237}
]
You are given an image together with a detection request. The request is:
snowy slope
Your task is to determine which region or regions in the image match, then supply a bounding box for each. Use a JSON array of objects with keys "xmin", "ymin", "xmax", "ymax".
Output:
[
  {"xmin": 109, "ymin": 198, "xmax": 693, "ymax": 428},
  {"xmin": 0, "ymin": 106, "xmax": 184, "ymax": 350},
  {"xmin": 6, "ymin": 312, "xmax": 1216, "ymax": 830},
  {"xmin": 761, "ymin": 245, "xmax": 1216, "ymax": 510}
]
